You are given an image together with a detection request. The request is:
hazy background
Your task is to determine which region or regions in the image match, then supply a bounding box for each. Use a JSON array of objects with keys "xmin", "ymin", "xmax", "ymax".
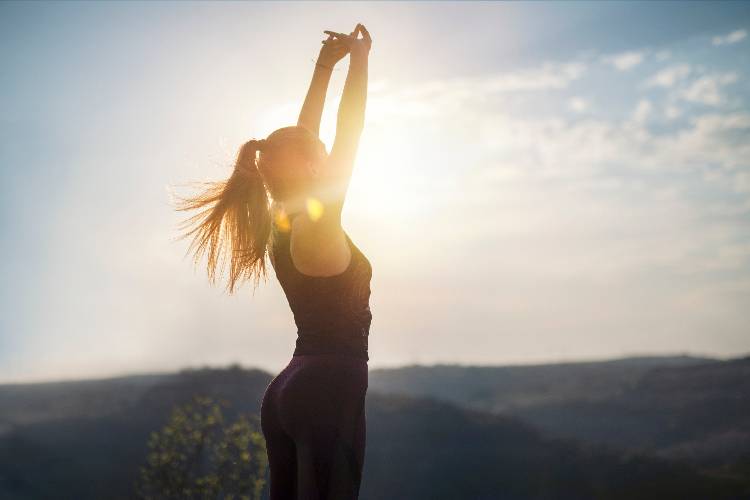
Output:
[{"xmin": 1, "ymin": 1, "xmax": 748, "ymax": 383}]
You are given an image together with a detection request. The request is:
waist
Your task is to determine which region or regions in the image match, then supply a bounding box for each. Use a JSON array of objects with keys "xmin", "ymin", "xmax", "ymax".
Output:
[
  {"xmin": 287, "ymin": 352, "xmax": 369, "ymax": 370},
  {"xmin": 293, "ymin": 330, "xmax": 369, "ymax": 361}
]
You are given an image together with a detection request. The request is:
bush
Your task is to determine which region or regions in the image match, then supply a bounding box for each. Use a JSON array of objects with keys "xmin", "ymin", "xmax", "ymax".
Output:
[{"xmin": 135, "ymin": 396, "xmax": 268, "ymax": 500}]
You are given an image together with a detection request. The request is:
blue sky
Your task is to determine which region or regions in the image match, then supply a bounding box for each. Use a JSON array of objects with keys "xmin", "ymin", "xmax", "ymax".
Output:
[{"xmin": 1, "ymin": 2, "xmax": 749, "ymax": 382}]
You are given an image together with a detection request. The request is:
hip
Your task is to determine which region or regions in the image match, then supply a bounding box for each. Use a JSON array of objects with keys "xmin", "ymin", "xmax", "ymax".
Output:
[{"xmin": 264, "ymin": 354, "xmax": 367, "ymax": 402}]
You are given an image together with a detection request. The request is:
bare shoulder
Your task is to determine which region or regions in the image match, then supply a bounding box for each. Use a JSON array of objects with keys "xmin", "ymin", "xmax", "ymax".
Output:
[{"xmin": 289, "ymin": 214, "xmax": 352, "ymax": 277}]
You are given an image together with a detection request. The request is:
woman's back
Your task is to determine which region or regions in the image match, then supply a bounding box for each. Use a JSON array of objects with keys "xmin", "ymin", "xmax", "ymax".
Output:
[{"xmin": 272, "ymin": 212, "xmax": 372, "ymax": 361}]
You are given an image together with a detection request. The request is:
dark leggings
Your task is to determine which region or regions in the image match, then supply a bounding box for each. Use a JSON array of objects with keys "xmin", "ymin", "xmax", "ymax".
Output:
[{"xmin": 261, "ymin": 354, "xmax": 368, "ymax": 500}]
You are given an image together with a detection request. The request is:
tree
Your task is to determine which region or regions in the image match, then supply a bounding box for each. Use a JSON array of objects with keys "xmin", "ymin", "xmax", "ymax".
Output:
[{"xmin": 135, "ymin": 396, "xmax": 268, "ymax": 500}]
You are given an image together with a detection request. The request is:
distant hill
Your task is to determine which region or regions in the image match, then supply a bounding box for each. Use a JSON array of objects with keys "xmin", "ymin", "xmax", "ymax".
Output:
[
  {"xmin": 1, "ymin": 357, "xmax": 748, "ymax": 499},
  {"xmin": 362, "ymin": 393, "xmax": 746, "ymax": 500},
  {"xmin": 0, "ymin": 367, "xmax": 272, "ymax": 500},
  {"xmin": 370, "ymin": 356, "xmax": 714, "ymax": 413},
  {"xmin": 370, "ymin": 356, "xmax": 750, "ymax": 469}
]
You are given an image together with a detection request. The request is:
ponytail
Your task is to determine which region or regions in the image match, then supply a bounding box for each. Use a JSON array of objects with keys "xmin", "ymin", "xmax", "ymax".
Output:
[{"xmin": 174, "ymin": 139, "xmax": 273, "ymax": 294}]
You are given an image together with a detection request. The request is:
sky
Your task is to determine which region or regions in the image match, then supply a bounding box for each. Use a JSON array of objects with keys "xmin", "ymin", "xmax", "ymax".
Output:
[{"xmin": 1, "ymin": 1, "xmax": 749, "ymax": 383}]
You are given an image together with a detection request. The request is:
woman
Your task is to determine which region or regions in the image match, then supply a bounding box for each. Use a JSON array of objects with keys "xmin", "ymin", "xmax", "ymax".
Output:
[{"xmin": 175, "ymin": 25, "xmax": 372, "ymax": 499}]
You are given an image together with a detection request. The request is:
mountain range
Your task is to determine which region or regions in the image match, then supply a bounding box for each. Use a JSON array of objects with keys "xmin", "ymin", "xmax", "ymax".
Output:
[{"xmin": 1, "ymin": 356, "xmax": 748, "ymax": 499}]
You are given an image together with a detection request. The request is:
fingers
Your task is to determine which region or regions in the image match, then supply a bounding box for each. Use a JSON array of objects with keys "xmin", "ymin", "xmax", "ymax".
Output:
[
  {"xmin": 323, "ymin": 26, "xmax": 371, "ymax": 51},
  {"xmin": 321, "ymin": 38, "xmax": 346, "ymax": 48},
  {"xmin": 321, "ymin": 36, "xmax": 348, "ymax": 50},
  {"xmin": 324, "ymin": 25, "xmax": 369, "ymax": 40},
  {"xmin": 358, "ymin": 24, "xmax": 371, "ymax": 43},
  {"xmin": 323, "ymin": 31, "xmax": 355, "ymax": 51}
]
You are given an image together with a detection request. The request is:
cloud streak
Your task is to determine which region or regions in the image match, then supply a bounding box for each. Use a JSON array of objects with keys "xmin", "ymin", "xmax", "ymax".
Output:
[
  {"xmin": 713, "ymin": 29, "xmax": 747, "ymax": 46},
  {"xmin": 645, "ymin": 64, "xmax": 691, "ymax": 88},
  {"xmin": 365, "ymin": 61, "xmax": 588, "ymax": 122},
  {"xmin": 601, "ymin": 51, "xmax": 645, "ymax": 70},
  {"xmin": 679, "ymin": 73, "xmax": 738, "ymax": 105}
]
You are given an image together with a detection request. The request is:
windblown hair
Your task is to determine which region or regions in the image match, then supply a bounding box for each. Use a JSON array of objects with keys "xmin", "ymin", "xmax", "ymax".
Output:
[{"xmin": 173, "ymin": 126, "xmax": 321, "ymax": 294}]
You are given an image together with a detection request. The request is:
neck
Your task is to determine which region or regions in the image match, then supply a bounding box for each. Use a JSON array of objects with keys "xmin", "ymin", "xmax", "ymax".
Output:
[{"xmin": 281, "ymin": 197, "xmax": 306, "ymax": 216}]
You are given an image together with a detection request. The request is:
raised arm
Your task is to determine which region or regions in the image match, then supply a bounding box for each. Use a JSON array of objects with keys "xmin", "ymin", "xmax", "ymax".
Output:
[
  {"xmin": 321, "ymin": 25, "xmax": 371, "ymax": 209},
  {"xmin": 290, "ymin": 25, "xmax": 371, "ymax": 277},
  {"xmin": 297, "ymin": 34, "xmax": 351, "ymax": 136}
]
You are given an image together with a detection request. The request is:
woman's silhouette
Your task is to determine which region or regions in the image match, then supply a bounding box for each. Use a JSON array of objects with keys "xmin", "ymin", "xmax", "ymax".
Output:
[{"xmin": 175, "ymin": 25, "xmax": 372, "ymax": 499}]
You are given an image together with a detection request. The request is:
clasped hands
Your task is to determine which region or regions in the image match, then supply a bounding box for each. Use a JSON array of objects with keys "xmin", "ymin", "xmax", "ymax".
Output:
[{"xmin": 317, "ymin": 23, "xmax": 372, "ymax": 71}]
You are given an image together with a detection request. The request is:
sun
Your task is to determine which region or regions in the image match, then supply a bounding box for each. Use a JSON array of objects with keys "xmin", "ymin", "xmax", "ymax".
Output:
[{"xmin": 257, "ymin": 87, "xmax": 446, "ymax": 222}]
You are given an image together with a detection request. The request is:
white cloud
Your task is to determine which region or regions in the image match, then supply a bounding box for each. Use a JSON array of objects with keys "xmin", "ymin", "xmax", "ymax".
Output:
[
  {"xmin": 655, "ymin": 112, "xmax": 750, "ymax": 172},
  {"xmin": 363, "ymin": 61, "xmax": 587, "ymax": 122},
  {"xmin": 713, "ymin": 29, "xmax": 748, "ymax": 46},
  {"xmin": 664, "ymin": 105, "xmax": 683, "ymax": 120},
  {"xmin": 601, "ymin": 51, "xmax": 645, "ymax": 70},
  {"xmin": 631, "ymin": 99, "xmax": 652, "ymax": 123},
  {"xmin": 655, "ymin": 50, "xmax": 672, "ymax": 62},
  {"xmin": 567, "ymin": 96, "xmax": 588, "ymax": 113},
  {"xmin": 471, "ymin": 110, "xmax": 750, "ymax": 191},
  {"xmin": 453, "ymin": 109, "xmax": 750, "ymax": 308},
  {"xmin": 652, "ymin": 186, "xmax": 680, "ymax": 202},
  {"xmin": 735, "ymin": 172, "xmax": 750, "ymax": 193},
  {"xmin": 645, "ymin": 64, "xmax": 691, "ymax": 88},
  {"xmin": 366, "ymin": 62, "xmax": 748, "ymax": 181},
  {"xmin": 680, "ymin": 73, "xmax": 738, "ymax": 105},
  {"xmin": 482, "ymin": 62, "xmax": 587, "ymax": 92}
]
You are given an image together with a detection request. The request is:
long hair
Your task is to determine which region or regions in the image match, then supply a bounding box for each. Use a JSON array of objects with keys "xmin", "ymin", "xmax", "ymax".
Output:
[
  {"xmin": 173, "ymin": 126, "xmax": 321, "ymax": 294},
  {"xmin": 173, "ymin": 139, "xmax": 272, "ymax": 294}
]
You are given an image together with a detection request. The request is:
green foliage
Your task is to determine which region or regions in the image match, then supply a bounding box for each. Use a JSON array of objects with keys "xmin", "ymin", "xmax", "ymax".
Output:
[{"xmin": 135, "ymin": 396, "xmax": 268, "ymax": 500}]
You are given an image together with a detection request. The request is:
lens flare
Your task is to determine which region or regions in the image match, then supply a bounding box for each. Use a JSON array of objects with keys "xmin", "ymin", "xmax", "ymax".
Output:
[
  {"xmin": 275, "ymin": 210, "xmax": 291, "ymax": 232},
  {"xmin": 306, "ymin": 198, "xmax": 324, "ymax": 221}
]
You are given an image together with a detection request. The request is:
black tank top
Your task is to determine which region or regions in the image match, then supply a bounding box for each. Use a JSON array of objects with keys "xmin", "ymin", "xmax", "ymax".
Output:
[{"xmin": 272, "ymin": 214, "xmax": 372, "ymax": 360}]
